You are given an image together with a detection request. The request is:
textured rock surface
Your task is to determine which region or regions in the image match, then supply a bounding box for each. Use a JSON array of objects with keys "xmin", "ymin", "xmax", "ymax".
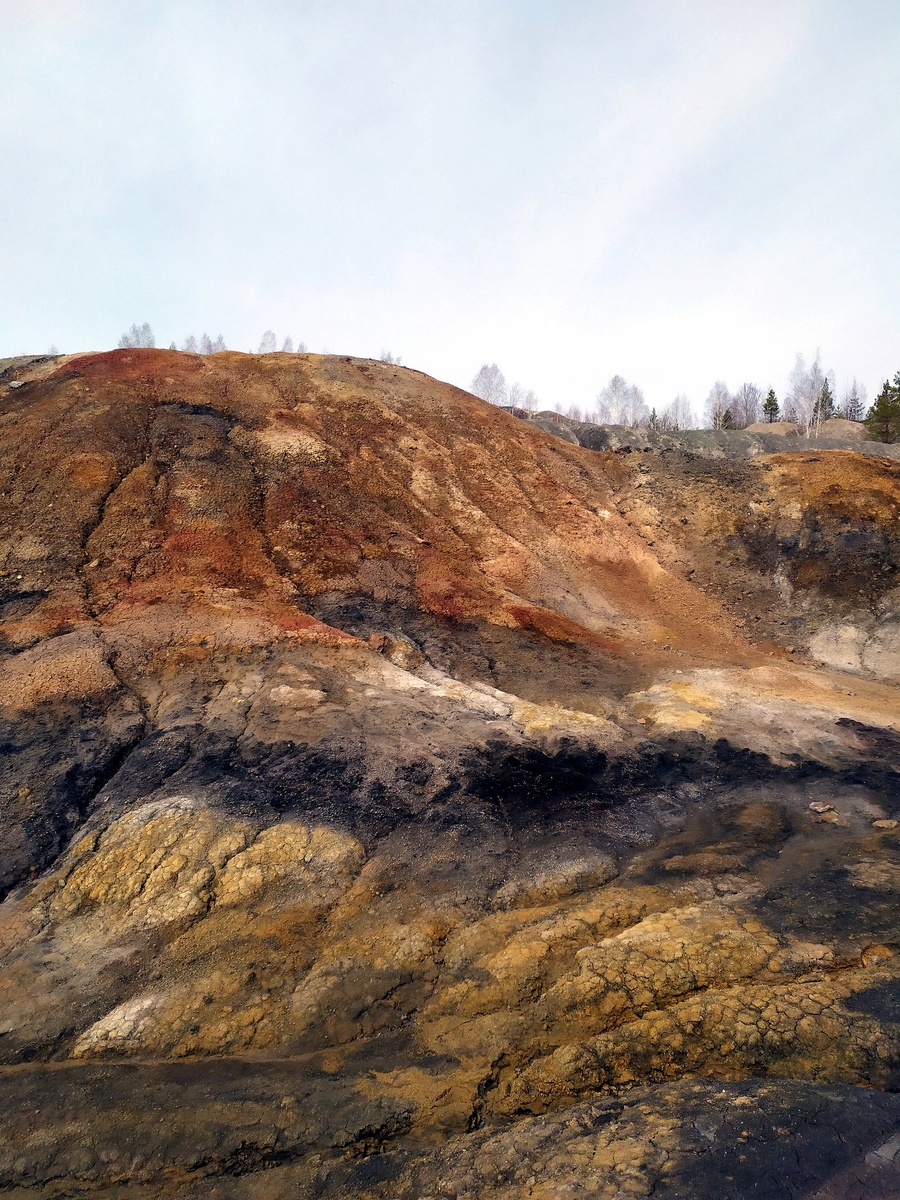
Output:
[{"xmin": 1, "ymin": 349, "xmax": 899, "ymax": 1197}]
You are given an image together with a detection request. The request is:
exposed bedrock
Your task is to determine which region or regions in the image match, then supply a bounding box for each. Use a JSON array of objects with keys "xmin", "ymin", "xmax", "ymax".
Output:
[{"xmin": 1, "ymin": 350, "xmax": 899, "ymax": 1197}]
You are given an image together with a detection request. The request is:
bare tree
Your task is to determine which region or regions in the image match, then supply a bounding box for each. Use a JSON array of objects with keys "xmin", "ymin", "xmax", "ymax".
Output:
[
  {"xmin": 731, "ymin": 382, "xmax": 762, "ymax": 428},
  {"xmin": 786, "ymin": 351, "xmax": 831, "ymax": 433},
  {"xmin": 118, "ymin": 322, "xmax": 155, "ymax": 349},
  {"xmin": 704, "ymin": 381, "xmax": 732, "ymax": 430},
  {"xmin": 595, "ymin": 375, "xmax": 648, "ymax": 426},
  {"xmin": 258, "ymin": 331, "xmax": 277, "ymax": 354},
  {"xmin": 281, "ymin": 337, "xmax": 293, "ymax": 353},
  {"xmin": 624, "ymin": 384, "xmax": 649, "ymax": 427},
  {"xmin": 841, "ymin": 379, "xmax": 868, "ymax": 422},
  {"xmin": 168, "ymin": 342, "xmax": 177, "ymax": 351},
  {"xmin": 596, "ymin": 375, "xmax": 630, "ymax": 424},
  {"xmin": 503, "ymin": 381, "xmax": 540, "ymax": 413},
  {"xmin": 296, "ymin": 341, "xmax": 308, "ymax": 353},
  {"xmin": 189, "ymin": 332, "xmax": 227, "ymax": 354},
  {"xmin": 471, "ymin": 363, "xmax": 508, "ymax": 405},
  {"xmin": 380, "ymin": 350, "xmax": 402, "ymax": 365},
  {"xmin": 659, "ymin": 394, "xmax": 694, "ymax": 430}
]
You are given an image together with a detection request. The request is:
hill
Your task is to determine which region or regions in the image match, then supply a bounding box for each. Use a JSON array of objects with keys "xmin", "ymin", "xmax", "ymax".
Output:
[{"xmin": 1, "ymin": 350, "xmax": 899, "ymax": 1198}]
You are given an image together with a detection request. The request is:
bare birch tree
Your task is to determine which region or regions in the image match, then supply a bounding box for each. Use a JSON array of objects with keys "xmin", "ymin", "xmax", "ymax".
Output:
[
  {"xmin": 660, "ymin": 394, "xmax": 694, "ymax": 430},
  {"xmin": 118, "ymin": 322, "xmax": 155, "ymax": 348},
  {"xmin": 731, "ymin": 382, "xmax": 762, "ymax": 428},
  {"xmin": 596, "ymin": 375, "xmax": 630, "ymax": 423},
  {"xmin": 471, "ymin": 363, "xmax": 508, "ymax": 405},
  {"xmin": 596, "ymin": 375, "xmax": 648, "ymax": 426},
  {"xmin": 704, "ymin": 381, "xmax": 732, "ymax": 430},
  {"xmin": 786, "ymin": 352, "xmax": 830, "ymax": 433}
]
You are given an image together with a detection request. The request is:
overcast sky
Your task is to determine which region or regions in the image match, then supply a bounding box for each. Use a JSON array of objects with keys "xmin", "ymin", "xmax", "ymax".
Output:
[{"xmin": 2, "ymin": 0, "xmax": 898, "ymax": 416}]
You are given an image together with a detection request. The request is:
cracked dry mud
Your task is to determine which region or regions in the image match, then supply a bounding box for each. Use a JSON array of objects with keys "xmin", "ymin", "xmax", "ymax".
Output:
[{"xmin": 1, "ymin": 349, "xmax": 899, "ymax": 1198}]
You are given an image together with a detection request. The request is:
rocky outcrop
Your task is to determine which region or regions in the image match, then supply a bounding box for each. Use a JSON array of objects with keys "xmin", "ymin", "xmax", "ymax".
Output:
[
  {"xmin": 1, "ymin": 350, "xmax": 899, "ymax": 1197},
  {"xmin": 544, "ymin": 416, "xmax": 894, "ymax": 460}
]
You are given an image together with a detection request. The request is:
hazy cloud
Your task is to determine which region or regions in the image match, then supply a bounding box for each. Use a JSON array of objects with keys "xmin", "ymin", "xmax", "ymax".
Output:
[{"xmin": 1, "ymin": 0, "xmax": 898, "ymax": 412}]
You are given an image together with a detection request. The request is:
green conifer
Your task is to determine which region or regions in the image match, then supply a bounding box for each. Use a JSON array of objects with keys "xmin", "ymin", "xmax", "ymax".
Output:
[
  {"xmin": 814, "ymin": 378, "xmax": 836, "ymax": 422},
  {"xmin": 864, "ymin": 375, "xmax": 900, "ymax": 443}
]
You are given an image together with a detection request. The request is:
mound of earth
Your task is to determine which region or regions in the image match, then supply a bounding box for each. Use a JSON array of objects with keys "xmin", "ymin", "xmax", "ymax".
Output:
[
  {"xmin": 744, "ymin": 419, "xmax": 802, "ymax": 436},
  {"xmin": 743, "ymin": 418, "xmax": 868, "ymax": 441},
  {"xmin": 1, "ymin": 349, "xmax": 899, "ymax": 1198},
  {"xmin": 820, "ymin": 417, "xmax": 869, "ymax": 440}
]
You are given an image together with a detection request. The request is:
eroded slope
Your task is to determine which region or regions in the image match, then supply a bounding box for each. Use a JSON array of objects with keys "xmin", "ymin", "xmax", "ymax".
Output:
[{"xmin": 1, "ymin": 350, "xmax": 899, "ymax": 1198}]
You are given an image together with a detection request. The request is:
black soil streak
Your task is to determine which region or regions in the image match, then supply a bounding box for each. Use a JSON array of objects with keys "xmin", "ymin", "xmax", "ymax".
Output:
[
  {"xmin": 4, "ymin": 685, "xmax": 896, "ymax": 903},
  {"xmin": 740, "ymin": 509, "xmax": 900, "ymax": 605},
  {"xmin": 305, "ymin": 592, "xmax": 648, "ymax": 703},
  {"xmin": 0, "ymin": 692, "xmax": 144, "ymax": 900}
]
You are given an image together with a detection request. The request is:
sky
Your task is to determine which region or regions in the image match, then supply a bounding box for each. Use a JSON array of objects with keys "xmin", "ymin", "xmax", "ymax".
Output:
[{"xmin": 1, "ymin": 0, "xmax": 899, "ymax": 419}]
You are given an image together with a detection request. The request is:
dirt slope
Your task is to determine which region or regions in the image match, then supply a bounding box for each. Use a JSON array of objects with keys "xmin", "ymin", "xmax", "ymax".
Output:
[{"xmin": 1, "ymin": 350, "xmax": 899, "ymax": 1198}]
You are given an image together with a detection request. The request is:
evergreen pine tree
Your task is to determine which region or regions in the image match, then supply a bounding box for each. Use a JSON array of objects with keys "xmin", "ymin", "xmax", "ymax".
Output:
[
  {"xmin": 721, "ymin": 408, "xmax": 735, "ymax": 430},
  {"xmin": 814, "ymin": 378, "xmax": 835, "ymax": 422},
  {"xmin": 865, "ymin": 375, "xmax": 900, "ymax": 443},
  {"xmin": 648, "ymin": 407, "xmax": 659, "ymax": 431},
  {"xmin": 841, "ymin": 380, "xmax": 866, "ymax": 422},
  {"xmin": 763, "ymin": 389, "xmax": 779, "ymax": 422}
]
